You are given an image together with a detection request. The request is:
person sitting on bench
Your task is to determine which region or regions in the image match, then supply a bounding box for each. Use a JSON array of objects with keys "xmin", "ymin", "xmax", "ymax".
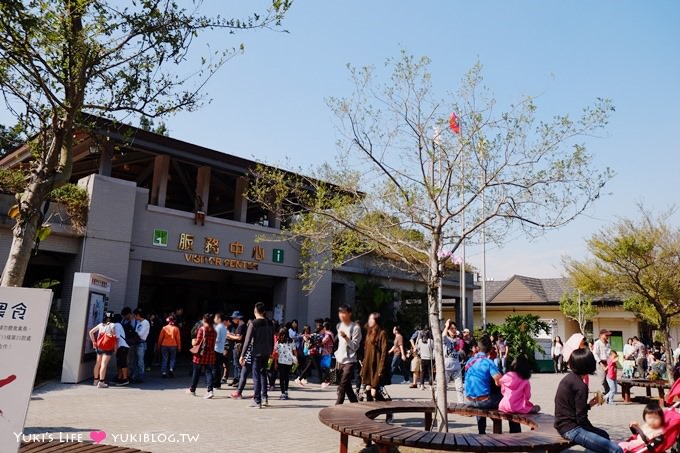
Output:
[{"xmin": 464, "ymin": 335, "xmax": 502, "ymax": 434}]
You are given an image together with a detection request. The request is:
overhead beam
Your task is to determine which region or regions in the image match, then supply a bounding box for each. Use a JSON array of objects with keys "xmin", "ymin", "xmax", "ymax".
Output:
[
  {"xmin": 196, "ymin": 166, "xmax": 211, "ymax": 213},
  {"xmin": 98, "ymin": 142, "xmax": 113, "ymax": 176},
  {"xmin": 234, "ymin": 176, "xmax": 248, "ymax": 222},
  {"xmin": 150, "ymin": 155, "xmax": 170, "ymax": 207}
]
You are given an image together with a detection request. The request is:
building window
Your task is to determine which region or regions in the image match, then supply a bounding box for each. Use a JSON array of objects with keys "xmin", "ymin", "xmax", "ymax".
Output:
[{"xmin": 534, "ymin": 319, "xmax": 557, "ymax": 361}]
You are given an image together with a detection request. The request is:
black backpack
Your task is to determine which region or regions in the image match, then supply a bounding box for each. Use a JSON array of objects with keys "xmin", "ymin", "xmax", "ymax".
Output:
[{"xmin": 123, "ymin": 321, "xmax": 140, "ymax": 346}]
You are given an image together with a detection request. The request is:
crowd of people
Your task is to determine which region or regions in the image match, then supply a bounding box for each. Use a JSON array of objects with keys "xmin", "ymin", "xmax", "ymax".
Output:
[
  {"xmin": 551, "ymin": 332, "xmax": 672, "ymax": 380},
  {"xmin": 548, "ymin": 329, "xmax": 680, "ymax": 453},
  {"xmin": 89, "ymin": 306, "xmax": 680, "ymax": 453}
]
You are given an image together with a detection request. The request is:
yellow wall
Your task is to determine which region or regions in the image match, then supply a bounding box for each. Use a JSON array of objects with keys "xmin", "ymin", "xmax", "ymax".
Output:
[
  {"xmin": 475, "ymin": 307, "xmax": 579, "ymax": 341},
  {"xmin": 474, "ymin": 305, "xmax": 639, "ymax": 352}
]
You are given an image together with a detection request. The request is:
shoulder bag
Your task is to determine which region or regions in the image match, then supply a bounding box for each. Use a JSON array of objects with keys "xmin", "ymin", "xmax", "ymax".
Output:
[
  {"xmin": 189, "ymin": 327, "xmax": 205, "ymax": 355},
  {"xmin": 96, "ymin": 324, "xmax": 116, "ymax": 352}
]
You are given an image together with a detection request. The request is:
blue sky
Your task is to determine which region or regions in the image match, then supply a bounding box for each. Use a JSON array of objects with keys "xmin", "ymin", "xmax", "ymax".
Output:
[
  {"xmin": 6, "ymin": 1, "xmax": 680, "ymax": 280},
  {"xmin": 168, "ymin": 0, "xmax": 679, "ymax": 281}
]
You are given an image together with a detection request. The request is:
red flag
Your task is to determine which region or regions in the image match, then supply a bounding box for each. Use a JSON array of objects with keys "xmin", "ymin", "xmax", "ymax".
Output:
[{"xmin": 449, "ymin": 112, "xmax": 460, "ymax": 134}]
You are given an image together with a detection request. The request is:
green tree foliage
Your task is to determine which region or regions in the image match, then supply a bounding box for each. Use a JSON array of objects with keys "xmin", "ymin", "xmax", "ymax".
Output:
[
  {"xmin": 248, "ymin": 52, "xmax": 614, "ymax": 430},
  {"xmin": 565, "ymin": 207, "xmax": 680, "ymax": 353},
  {"xmin": 139, "ymin": 117, "xmax": 169, "ymax": 136},
  {"xmin": 560, "ymin": 291, "xmax": 598, "ymax": 336},
  {"xmin": 0, "ymin": 167, "xmax": 26, "ymax": 193},
  {"xmin": 49, "ymin": 183, "xmax": 90, "ymax": 232},
  {"xmin": 0, "ymin": 0, "xmax": 291, "ymax": 286},
  {"xmin": 351, "ymin": 276, "xmax": 394, "ymax": 329},
  {"xmin": 485, "ymin": 314, "xmax": 551, "ymax": 367},
  {"xmin": 0, "ymin": 123, "xmax": 24, "ymax": 156}
]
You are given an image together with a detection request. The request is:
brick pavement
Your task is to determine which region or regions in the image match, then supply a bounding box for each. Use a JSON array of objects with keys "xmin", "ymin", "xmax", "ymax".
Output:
[{"xmin": 22, "ymin": 371, "xmax": 654, "ymax": 452}]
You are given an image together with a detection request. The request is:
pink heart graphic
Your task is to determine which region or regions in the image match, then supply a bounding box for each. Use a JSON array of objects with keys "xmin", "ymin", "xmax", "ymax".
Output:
[{"xmin": 89, "ymin": 431, "xmax": 107, "ymax": 444}]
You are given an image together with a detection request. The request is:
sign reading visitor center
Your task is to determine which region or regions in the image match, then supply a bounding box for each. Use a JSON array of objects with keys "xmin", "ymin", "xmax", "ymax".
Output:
[
  {"xmin": 0, "ymin": 287, "xmax": 53, "ymax": 453},
  {"xmin": 273, "ymin": 248, "xmax": 285, "ymax": 263},
  {"xmin": 177, "ymin": 232, "xmax": 267, "ymax": 270}
]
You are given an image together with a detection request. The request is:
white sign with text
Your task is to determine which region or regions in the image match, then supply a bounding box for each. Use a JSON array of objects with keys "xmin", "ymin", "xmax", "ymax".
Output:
[{"xmin": 0, "ymin": 287, "xmax": 53, "ymax": 453}]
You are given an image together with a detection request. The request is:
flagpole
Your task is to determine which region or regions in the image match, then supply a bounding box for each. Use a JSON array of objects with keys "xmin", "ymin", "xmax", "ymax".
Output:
[
  {"xmin": 481, "ymin": 168, "xmax": 487, "ymax": 329},
  {"xmin": 460, "ymin": 153, "xmax": 466, "ymax": 329},
  {"xmin": 449, "ymin": 112, "xmax": 466, "ymax": 329}
]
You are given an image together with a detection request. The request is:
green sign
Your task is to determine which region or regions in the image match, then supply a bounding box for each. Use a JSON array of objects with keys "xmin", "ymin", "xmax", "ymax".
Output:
[
  {"xmin": 153, "ymin": 229, "xmax": 168, "ymax": 247},
  {"xmin": 272, "ymin": 248, "xmax": 284, "ymax": 263}
]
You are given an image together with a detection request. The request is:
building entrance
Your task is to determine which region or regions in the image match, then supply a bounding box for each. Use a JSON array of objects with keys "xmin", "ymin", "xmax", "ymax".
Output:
[
  {"xmin": 137, "ymin": 261, "xmax": 285, "ymax": 359},
  {"xmin": 138, "ymin": 261, "xmax": 283, "ymax": 322}
]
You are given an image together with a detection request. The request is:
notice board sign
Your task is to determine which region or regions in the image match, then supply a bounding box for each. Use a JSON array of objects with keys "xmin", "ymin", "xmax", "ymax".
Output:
[{"xmin": 0, "ymin": 287, "xmax": 53, "ymax": 453}]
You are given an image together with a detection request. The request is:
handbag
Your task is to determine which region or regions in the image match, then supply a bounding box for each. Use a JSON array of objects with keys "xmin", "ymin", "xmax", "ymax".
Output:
[
  {"xmin": 189, "ymin": 327, "xmax": 205, "ymax": 355},
  {"xmin": 379, "ymin": 386, "xmax": 392, "ymax": 401},
  {"xmin": 328, "ymin": 365, "xmax": 341, "ymax": 385},
  {"xmin": 95, "ymin": 325, "xmax": 116, "ymax": 351}
]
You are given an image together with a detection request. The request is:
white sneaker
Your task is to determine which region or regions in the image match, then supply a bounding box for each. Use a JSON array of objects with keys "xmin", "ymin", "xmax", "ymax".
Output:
[
  {"xmin": 294, "ymin": 377, "xmax": 303, "ymax": 387},
  {"xmin": 301, "ymin": 378, "xmax": 308, "ymax": 385},
  {"xmin": 97, "ymin": 381, "xmax": 108, "ymax": 388},
  {"xmin": 203, "ymin": 391, "xmax": 214, "ymax": 399},
  {"xmin": 93, "ymin": 379, "xmax": 99, "ymax": 386},
  {"xmin": 321, "ymin": 382, "xmax": 330, "ymax": 389}
]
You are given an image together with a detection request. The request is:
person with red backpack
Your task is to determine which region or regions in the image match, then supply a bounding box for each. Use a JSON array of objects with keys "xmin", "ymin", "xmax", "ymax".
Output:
[{"xmin": 88, "ymin": 311, "xmax": 117, "ymax": 388}]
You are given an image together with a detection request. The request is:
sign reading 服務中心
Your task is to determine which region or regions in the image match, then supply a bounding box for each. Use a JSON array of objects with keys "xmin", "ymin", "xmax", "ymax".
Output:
[
  {"xmin": 174, "ymin": 232, "xmax": 272, "ymax": 270},
  {"xmin": 0, "ymin": 287, "xmax": 53, "ymax": 453}
]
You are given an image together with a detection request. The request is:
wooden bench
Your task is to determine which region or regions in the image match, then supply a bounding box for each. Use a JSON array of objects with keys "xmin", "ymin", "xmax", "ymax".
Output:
[
  {"xmin": 319, "ymin": 400, "xmax": 573, "ymax": 453},
  {"xmin": 20, "ymin": 441, "xmax": 147, "ymax": 452},
  {"xmin": 618, "ymin": 378, "xmax": 672, "ymax": 406}
]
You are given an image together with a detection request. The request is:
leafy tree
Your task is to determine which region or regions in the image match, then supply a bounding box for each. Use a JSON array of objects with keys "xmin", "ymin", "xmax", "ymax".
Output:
[
  {"xmin": 0, "ymin": 0, "xmax": 291, "ymax": 286},
  {"xmin": 0, "ymin": 123, "xmax": 24, "ymax": 156},
  {"xmin": 248, "ymin": 52, "xmax": 614, "ymax": 430},
  {"xmin": 560, "ymin": 291, "xmax": 598, "ymax": 336},
  {"xmin": 485, "ymin": 314, "xmax": 551, "ymax": 367},
  {"xmin": 139, "ymin": 117, "xmax": 169, "ymax": 136},
  {"xmin": 565, "ymin": 207, "xmax": 680, "ymax": 354},
  {"xmin": 352, "ymin": 276, "xmax": 394, "ymax": 325}
]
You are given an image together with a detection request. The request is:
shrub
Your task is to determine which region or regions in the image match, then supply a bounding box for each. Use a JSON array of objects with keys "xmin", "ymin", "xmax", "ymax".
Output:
[
  {"xmin": 0, "ymin": 167, "xmax": 26, "ymax": 193},
  {"xmin": 50, "ymin": 183, "xmax": 89, "ymax": 232}
]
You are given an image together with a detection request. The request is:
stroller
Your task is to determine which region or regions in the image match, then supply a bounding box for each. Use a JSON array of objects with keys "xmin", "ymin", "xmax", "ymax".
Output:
[{"xmin": 623, "ymin": 379, "xmax": 680, "ymax": 453}]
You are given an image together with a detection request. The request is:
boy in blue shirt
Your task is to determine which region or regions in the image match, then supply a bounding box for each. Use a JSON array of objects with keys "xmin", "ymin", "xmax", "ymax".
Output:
[{"xmin": 464, "ymin": 336, "xmax": 502, "ymax": 434}]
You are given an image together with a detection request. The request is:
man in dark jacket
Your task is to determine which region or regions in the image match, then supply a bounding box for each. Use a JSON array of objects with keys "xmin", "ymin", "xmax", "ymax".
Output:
[{"xmin": 240, "ymin": 302, "xmax": 274, "ymax": 408}]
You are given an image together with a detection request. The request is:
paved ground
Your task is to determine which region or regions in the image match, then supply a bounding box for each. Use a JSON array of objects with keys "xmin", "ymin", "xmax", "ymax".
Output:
[{"xmin": 22, "ymin": 369, "xmax": 657, "ymax": 453}]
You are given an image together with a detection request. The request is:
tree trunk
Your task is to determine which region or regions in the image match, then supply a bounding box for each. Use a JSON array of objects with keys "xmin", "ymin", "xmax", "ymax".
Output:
[
  {"xmin": 425, "ymin": 231, "xmax": 448, "ymax": 431},
  {"xmin": 0, "ymin": 180, "xmax": 51, "ymax": 286},
  {"xmin": 428, "ymin": 285, "xmax": 448, "ymax": 431},
  {"xmin": 1, "ymin": 122, "xmax": 73, "ymax": 287},
  {"xmin": 659, "ymin": 315, "xmax": 672, "ymax": 367}
]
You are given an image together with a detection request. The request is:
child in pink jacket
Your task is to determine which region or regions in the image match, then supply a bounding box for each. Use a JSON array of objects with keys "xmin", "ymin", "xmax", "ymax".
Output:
[{"xmin": 499, "ymin": 355, "xmax": 541, "ymax": 433}]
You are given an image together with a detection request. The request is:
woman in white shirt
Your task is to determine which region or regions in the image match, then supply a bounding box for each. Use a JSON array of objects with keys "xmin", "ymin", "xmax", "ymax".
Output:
[
  {"xmin": 551, "ymin": 336, "xmax": 564, "ymax": 374},
  {"xmin": 416, "ymin": 330, "xmax": 434, "ymax": 390},
  {"xmin": 622, "ymin": 338, "xmax": 636, "ymax": 378}
]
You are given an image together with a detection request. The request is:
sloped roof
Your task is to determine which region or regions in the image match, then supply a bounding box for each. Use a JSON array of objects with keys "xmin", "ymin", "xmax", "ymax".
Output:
[
  {"xmin": 474, "ymin": 275, "xmax": 560, "ymax": 305},
  {"xmin": 473, "ymin": 274, "xmax": 621, "ymax": 305}
]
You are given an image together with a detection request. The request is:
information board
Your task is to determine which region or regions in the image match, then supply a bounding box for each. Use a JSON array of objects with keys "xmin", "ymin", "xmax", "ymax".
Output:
[{"xmin": 0, "ymin": 287, "xmax": 53, "ymax": 453}]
